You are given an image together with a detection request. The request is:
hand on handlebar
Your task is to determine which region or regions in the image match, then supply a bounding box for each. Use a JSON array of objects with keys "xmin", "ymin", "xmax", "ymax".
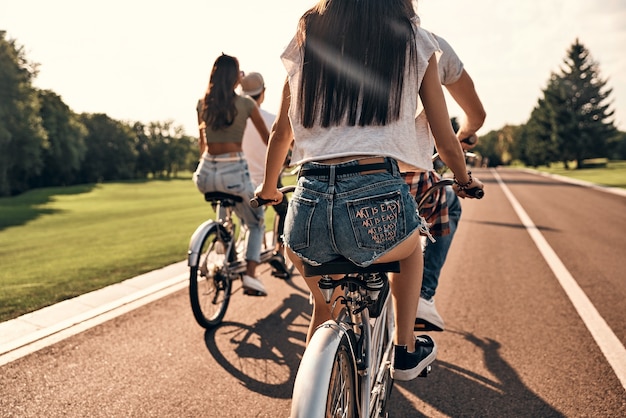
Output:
[
  {"xmin": 454, "ymin": 176, "xmax": 484, "ymax": 199},
  {"xmin": 252, "ymin": 184, "xmax": 284, "ymax": 208},
  {"xmin": 460, "ymin": 134, "xmax": 478, "ymax": 151}
]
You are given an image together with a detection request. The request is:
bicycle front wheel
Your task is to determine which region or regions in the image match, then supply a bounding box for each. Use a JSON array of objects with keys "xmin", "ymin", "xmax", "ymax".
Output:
[
  {"xmin": 326, "ymin": 333, "xmax": 358, "ymax": 417},
  {"xmin": 291, "ymin": 325, "xmax": 358, "ymax": 418},
  {"xmin": 189, "ymin": 227, "xmax": 232, "ymax": 329}
]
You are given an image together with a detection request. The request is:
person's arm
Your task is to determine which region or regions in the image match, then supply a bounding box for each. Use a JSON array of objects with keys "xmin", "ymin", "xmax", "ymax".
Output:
[
  {"xmin": 257, "ymin": 78, "xmax": 293, "ymax": 204},
  {"xmin": 444, "ymin": 69, "xmax": 486, "ymax": 149},
  {"xmin": 420, "ymin": 55, "xmax": 483, "ymax": 196},
  {"xmin": 249, "ymin": 105, "xmax": 270, "ymax": 144},
  {"xmin": 196, "ymin": 100, "xmax": 207, "ymax": 156}
]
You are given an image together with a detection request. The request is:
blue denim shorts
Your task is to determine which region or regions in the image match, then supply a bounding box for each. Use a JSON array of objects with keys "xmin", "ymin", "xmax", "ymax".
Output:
[{"xmin": 283, "ymin": 157, "xmax": 420, "ymax": 267}]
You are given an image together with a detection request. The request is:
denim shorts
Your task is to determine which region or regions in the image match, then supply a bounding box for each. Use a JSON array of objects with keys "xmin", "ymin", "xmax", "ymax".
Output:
[
  {"xmin": 283, "ymin": 157, "xmax": 421, "ymax": 267},
  {"xmin": 193, "ymin": 153, "xmax": 265, "ymax": 262}
]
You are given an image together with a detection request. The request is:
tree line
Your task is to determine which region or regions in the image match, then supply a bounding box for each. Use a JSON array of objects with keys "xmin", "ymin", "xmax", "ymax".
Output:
[
  {"xmin": 475, "ymin": 39, "xmax": 625, "ymax": 168},
  {"xmin": 2, "ymin": 33, "xmax": 625, "ymax": 198},
  {"xmin": 0, "ymin": 31, "xmax": 198, "ymax": 197}
]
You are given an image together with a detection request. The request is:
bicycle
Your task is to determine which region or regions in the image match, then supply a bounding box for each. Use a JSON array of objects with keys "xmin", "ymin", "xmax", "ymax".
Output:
[
  {"xmin": 253, "ymin": 174, "xmax": 482, "ymax": 417},
  {"xmin": 187, "ymin": 187, "xmax": 294, "ymax": 330}
]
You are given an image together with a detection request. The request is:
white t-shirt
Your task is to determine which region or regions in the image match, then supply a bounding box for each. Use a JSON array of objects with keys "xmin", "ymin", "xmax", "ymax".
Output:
[
  {"xmin": 280, "ymin": 17, "xmax": 439, "ymax": 172},
  {"xmin": 414, "ymin": 28, "xmax": 465, "ymax": 158},
  {"xmin": 433, "ymin": 34, "xmax": 464, "ymax": 85},
  {"xmin": 241, "ymin": 106, "xmax": 275, "ymax": 187}
]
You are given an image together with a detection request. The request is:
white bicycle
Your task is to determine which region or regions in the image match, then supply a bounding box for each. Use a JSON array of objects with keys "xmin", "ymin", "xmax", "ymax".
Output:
[{"xmin": 290, "ymin": 256, "xmax": 402, "ymax": 417}]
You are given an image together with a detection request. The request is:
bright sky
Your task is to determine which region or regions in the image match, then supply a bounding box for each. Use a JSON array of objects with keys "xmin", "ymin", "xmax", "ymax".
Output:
[{"xmin": 2, "ymin": 0, "xmax": 625, "ymax": 137}]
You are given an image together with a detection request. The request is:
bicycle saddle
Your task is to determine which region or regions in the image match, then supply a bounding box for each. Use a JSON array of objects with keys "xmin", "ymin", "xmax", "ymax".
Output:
[
  {"xmin": 303, "ymin": 256, "xmax": 400, "ymax": 276},
  {"xmin": 204, "ymin": 191, "xmax": 243, "ymax": 205}
]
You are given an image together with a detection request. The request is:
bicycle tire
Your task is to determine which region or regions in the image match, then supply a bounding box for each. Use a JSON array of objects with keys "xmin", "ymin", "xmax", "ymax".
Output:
[
  {"xmin": 291, "ymin": 323, "xmax": 358, "ymax": 418},
  {"xmin": 189, "ymin": 226, "xmax": 232, "ymax": 329},
  {"xmin": 326, "ymin": 332, "xmax": 358, "ymax": 418}
]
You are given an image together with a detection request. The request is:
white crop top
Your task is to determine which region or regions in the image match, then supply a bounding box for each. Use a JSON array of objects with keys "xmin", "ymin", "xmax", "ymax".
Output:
[{"xmin": 280, "ymin": 18, "xmax": 439, "ymax": 172}]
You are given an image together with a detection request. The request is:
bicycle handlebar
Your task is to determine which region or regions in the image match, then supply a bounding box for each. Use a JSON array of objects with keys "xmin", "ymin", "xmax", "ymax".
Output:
[
  {"xmin": 251, "ymin": 179, "xmax": 482, "ymax": 211},
  {"xmin": 250, "ymin": 186, "xmax": 296, "ymax": 208},
  {"xmin": 417, "ymin": 179, "xmax": 483, "ymax": 210}
]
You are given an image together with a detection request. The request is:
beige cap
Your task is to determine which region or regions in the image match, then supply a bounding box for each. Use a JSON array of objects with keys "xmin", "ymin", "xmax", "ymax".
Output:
[{"xmin": 240, "ymin": 72, "xmax": 265, "ymax": 96}]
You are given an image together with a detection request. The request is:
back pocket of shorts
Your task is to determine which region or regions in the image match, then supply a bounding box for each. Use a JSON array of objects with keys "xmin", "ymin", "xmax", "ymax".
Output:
[
  {"xmin": 346, "ymin": 190, "xmax": 406, "ymax": 251},
  {"xmin": 284, "ymin": 194, "xmax": 317, "ymax": 251}
]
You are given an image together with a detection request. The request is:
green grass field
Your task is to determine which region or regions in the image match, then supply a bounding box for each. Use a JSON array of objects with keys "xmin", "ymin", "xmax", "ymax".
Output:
[
  {"xmin": 529, "ymin": 160, "xmax": 626, "ymax": 188},
  {"xmin": 0, "ymin": 175, "xmax": 294, "ymax": 322}
]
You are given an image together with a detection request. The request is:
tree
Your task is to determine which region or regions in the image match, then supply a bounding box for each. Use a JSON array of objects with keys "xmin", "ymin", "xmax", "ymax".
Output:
[
  {"xmin": 525, "ymin": 39, "xmax": 617, "ymax": 169},
  {"xmin": 474, "ymin": 125, "xmax": 519, "ymax": 167},
  {"xmin": 607, "ymin": 130, "xmax": 626, "ymax": 160},
  {"xmin": 132, "ymin": 122, "xmax": 153, "ymax": 178},
  {"xmin": 33, "ymin": 90, "xmax": 87, "ymax": 187},
  {"xmin": 514, "ymin": 92, "xmax": 559, "ymax": 167},
  {"xmin": 77, "ymin": 113, "xmax": 137, "ymax": 183},
  {"xmin": 0, "ymin": 31, "xmax": 47, "ymax": 196},
  {"xmin": 133, "ymin": 121, "xmax": 196, "ymax": 178}
]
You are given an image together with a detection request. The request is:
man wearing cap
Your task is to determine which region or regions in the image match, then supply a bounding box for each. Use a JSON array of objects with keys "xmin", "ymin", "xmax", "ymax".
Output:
[
  {"xmin": 240, "ymin": 72, "xmax": 289, "ymax": 254},
  {"xmin": 240, "ymin": 72, "xmax": 274, "ymax": 186}
]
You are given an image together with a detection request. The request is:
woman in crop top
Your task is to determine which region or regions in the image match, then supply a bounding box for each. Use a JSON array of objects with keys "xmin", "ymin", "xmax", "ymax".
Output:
[
  {"xmin": 193, "ymin": 54, "xmax": 270, "ymax": 296},
  {"xmin": 255, "ymin": 0, "xmax": 484, "ymax": 381}
]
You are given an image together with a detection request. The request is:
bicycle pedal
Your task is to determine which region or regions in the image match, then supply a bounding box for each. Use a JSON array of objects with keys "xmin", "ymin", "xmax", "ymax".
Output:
[
  {"xmin": 271, "ymin": 270, "xmax": 290, "ymax": 280},
  {"xmin": 418, "ymin": 365, "xmax": 432, "ymax": 378}
]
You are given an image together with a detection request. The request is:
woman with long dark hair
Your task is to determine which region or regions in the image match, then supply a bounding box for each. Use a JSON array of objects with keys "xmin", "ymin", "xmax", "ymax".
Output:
[
  {"xmin": 256, "ymin": 0, "xmax": 484, "ymax": 381},
  {"xmin": 193, "ymin": 54, "xmax": 270, "ymax": 296}
]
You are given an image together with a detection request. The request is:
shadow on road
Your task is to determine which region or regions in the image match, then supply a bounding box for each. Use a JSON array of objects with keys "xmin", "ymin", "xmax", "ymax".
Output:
[
  {"xmin": 203, "ymin": 292, "xmax": 310, "ymax": 399},
  {"xmin": 393, "ymin": 331, "xmax": 565, "ymax": 417},
  {"xmin": 465, "ymin": 219, "xmax": 561, "ymax": 233}
]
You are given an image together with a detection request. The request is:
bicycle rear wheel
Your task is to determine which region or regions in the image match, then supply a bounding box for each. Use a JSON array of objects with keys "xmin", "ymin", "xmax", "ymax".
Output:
[{"xmin": 189, "ymin": 227, "xmax": 232, "ymax": 329}]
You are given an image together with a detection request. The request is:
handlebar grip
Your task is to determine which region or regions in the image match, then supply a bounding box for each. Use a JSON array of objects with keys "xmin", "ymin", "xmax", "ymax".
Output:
[
  {"xmin": 249, "ymin": 196, "xmax": 271, "ymax": 208},
  {"xmin": 461, "ymin": 136, "xmax": 477, "ymax": 145},
  {"xmin": 465, "ymin": 187, "xmax": 484, "ymax": 199},
  {"xmin": 250, "ymin": 186, "xmax": 296, "ymax": 208}
]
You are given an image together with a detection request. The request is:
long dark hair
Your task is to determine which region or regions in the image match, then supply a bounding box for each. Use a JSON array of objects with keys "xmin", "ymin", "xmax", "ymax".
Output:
[
  {"xmin": 202, "ymin": 54, "xmax": 240, "ymax": 131},
  {"xmin": 297, "ymin": 0, "xmax": 417, "ymax": 128}
]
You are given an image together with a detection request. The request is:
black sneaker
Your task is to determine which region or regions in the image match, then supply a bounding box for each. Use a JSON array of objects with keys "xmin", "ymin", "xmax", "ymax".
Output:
[
  {"xmin": 269, "ymin": 252, "xmax": 291, "ymax": 279},
  {"xmin": 391, "ymin": 335, "xmax": 437, "ymax": 381}
]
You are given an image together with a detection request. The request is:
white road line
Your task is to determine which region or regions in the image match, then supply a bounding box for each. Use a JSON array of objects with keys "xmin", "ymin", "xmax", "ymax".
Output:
[{"xmin": 492, "ymin": 168, "xmax": 626, "ymax": 391}]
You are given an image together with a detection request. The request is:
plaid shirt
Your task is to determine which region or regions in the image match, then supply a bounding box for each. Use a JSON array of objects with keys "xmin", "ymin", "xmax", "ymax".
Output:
[{"xmin": 402, "ymin": 171, "xmax": 450, "ymax": 237}]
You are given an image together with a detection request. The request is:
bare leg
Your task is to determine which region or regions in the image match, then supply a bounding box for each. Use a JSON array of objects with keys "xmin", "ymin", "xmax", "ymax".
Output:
[
  {"xmin": 389, "ymin": 244, "xmax": 423, "ymax": 353},
  {"xmin": 246, "ymin": 260, "xmax": 259, "ymax": 277},
  {"xmin": 287, "ymin": 248, "xmax": 342, "ymax": 344}
]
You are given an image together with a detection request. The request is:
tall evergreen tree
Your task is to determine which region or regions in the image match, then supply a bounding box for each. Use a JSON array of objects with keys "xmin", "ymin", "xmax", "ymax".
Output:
[
  {"xmin": 552, "ymin": 39, "xmax": 617, "ymax": 168},
  {"xmin": 520, "ymin": 39, "xmax": 617, "ymax": 169}
]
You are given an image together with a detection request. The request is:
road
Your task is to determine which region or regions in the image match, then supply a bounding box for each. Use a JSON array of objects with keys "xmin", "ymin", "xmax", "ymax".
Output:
[{"xmin": 1, "ymin": 168, "xmax": 625, "ymax": 417}]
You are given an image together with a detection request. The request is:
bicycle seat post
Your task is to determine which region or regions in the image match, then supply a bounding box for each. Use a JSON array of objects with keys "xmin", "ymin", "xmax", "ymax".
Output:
[
  {"xmin": 318, "ymin": 276, "xmax": 335, "ymax": 303},
  {"xmin": 364, "ymin": 273, "xmax": 384, "ymax": 301}
]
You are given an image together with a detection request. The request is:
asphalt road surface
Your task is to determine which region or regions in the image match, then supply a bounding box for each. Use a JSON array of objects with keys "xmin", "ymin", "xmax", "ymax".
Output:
[{"xmin": 1, "ymin": 168, "xmax": 625, "ymax": 417}]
